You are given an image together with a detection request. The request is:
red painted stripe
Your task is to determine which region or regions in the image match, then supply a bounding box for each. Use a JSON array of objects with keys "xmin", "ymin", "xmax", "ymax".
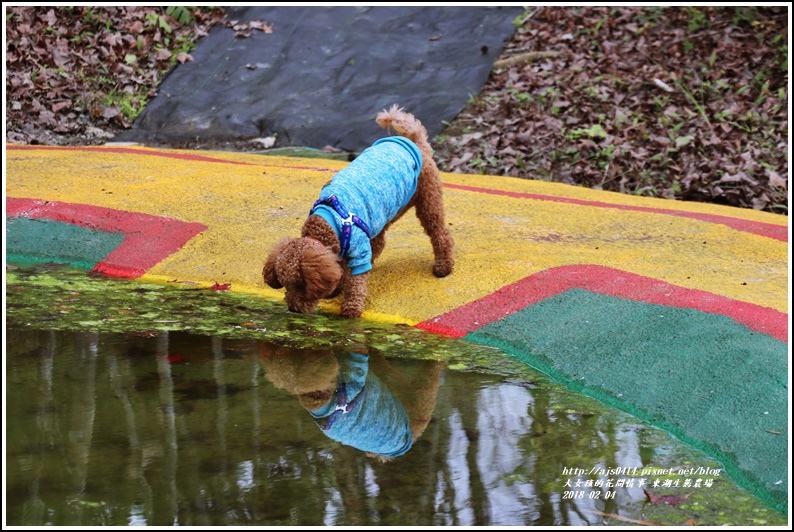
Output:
[
  {"xmin": 8, "ymin": 144, "xmax": 255, "ymax": 166},
  {"xmin": 417, "ymin": 264, "xmax": 788, "ymax": 343},
  {"xmin": 443, "ymin": 183, "xmax": 788, "ymax": 242},
  {"xmin": 6, "ymin": 144, "xmax": 336, "ymax": 172},
  {"xmin": 6, "ymin": 197, "xmax": 207, "ymax": 279},
  {"xmin": 9, "ymin": 145, "xmax": 784, "ymax": 241}
]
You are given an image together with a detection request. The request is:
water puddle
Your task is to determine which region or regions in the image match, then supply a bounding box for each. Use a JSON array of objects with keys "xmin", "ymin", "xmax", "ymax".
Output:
[{"xmin": 5, "ymin": 265, "xmax": 786, "ymax": 526}]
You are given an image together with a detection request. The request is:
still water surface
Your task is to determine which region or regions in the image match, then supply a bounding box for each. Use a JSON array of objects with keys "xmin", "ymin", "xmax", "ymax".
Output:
[
  {"xmin": 5, "ymin": 266, "xmax": 784, "ymax": 526},
  {"xmin": 6, "ymin": 328, "xmax": 782, "ymax": 526}
]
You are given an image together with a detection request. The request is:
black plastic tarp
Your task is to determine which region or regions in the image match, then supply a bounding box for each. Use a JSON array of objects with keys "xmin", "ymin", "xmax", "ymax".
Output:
[{"xmin": 118, "ymin": 6, "xmax": 524, "ymax": 152}]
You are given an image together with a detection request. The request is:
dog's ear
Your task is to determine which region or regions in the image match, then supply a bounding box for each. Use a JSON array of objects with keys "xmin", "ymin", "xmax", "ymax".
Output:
[
  {"xmin": 263, "ymin": 238, "xmax": 292, "ymax": 289},
  {"xmin": 300, "ymin": 245, "xmax": 343, "ymax": 300}
]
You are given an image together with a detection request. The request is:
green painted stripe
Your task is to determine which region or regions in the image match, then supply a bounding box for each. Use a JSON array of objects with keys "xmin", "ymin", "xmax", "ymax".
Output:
[
  {"xmin": 6, "ymin": 217, "xmax": 125, "ymax": 270},
  {"xmin": 465, "ymin": 288, "xmax": 788, "ymax": 513}
]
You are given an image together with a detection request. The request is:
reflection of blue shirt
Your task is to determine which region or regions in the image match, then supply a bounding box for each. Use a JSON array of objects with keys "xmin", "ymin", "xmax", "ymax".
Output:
[
  {"xmin": 311, "ymin": 137, "xmax": 422, "ymax": 275},
  {"xmin": 309, "ymin": 352, "xmax": 413, "ymax": 458}
]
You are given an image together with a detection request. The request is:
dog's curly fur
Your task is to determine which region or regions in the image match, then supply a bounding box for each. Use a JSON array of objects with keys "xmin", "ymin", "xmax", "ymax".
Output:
[{"xmin": 263, "ymin": 105, "xmax": 454, "ymax": 318}]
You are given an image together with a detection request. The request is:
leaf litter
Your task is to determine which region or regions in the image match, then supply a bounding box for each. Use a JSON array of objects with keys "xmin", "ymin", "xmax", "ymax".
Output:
[{"xmin": 5, "ymin": 6, "xmax": 789, "ymax": 215}]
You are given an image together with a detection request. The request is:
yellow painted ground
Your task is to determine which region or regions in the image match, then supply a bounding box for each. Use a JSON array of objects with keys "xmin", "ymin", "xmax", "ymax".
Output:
[{"xmin": 5, "ymin": 145, "xmax": 789, "ymax": 325}]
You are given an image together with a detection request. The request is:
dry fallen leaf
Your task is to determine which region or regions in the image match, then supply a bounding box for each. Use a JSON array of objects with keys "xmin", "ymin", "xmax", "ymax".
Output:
[
  {"xmin": 766, "ymin": 170, "xmax": 786, "ymax": 189},
  {"xmin": 643, "ymin": 488, "xmax": 692, "ymax": 506}
]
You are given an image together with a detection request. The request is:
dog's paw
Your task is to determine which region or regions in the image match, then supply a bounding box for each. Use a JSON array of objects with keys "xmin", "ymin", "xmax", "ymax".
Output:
[
  {"xmin": 340, "ymin": 305, "xmax": 363, "ymax": 319},
  {"xmin": 433, "ymin": 258, "xmax": 454, "ymax": 278},
  {"xmin": 340, "ymin": 297, "xmax": 365, "ymax": 318}
]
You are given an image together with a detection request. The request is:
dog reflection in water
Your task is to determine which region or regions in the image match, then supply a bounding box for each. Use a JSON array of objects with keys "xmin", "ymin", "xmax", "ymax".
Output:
[{"xmin": 260, "ymin": 346, "xmax": 446, "ymax": 461}]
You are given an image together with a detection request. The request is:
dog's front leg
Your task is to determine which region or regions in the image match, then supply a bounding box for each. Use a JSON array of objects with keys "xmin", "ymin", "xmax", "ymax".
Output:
[{"xmin": 341, "ymin": 272, "xmax": 370, "ymax": 318}]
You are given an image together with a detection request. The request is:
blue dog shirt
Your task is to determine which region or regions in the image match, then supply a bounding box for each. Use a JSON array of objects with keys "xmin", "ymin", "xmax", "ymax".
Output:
[
  {"xmin": 309, "ymin": 352, "xmax": 413, "ymax": 458},
  {"xmin": 310, "ymin": 136, "xmax": 422, "ymax": 275}
]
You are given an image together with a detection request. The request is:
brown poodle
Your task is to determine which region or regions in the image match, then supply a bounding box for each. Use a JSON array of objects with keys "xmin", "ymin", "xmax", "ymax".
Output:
[
  {"xmin": 263, "ymin": 105, "xmax": 455, "ymax": 318},
  {"xmin": 260, "ymin": 344, "xmax": 446, "ymax": 461}
]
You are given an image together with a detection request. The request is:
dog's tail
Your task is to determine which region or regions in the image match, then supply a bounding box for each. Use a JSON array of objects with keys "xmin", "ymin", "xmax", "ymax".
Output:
[{"xmin": 375, "ymin": 104, "xmax": 430, "ymax": 150}]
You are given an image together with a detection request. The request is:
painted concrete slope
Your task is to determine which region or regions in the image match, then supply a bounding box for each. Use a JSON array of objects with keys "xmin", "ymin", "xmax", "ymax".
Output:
[{"xmin": 5, "ymin": 144, "xmax": 789, "ymax": 512}]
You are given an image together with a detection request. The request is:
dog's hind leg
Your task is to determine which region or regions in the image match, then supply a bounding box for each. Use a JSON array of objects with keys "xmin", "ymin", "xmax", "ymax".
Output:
[{"xmin": 414, "ymin": 174, "xmax": 455, "ymax": 277}]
